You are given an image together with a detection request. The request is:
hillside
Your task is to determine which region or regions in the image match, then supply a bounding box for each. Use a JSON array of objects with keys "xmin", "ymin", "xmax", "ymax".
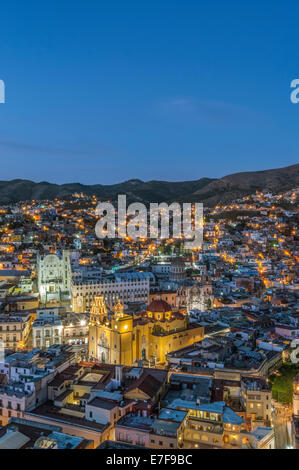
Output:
[{"xmin": 0, "ymin": 163, "xmax": 298, "ymax": 206}]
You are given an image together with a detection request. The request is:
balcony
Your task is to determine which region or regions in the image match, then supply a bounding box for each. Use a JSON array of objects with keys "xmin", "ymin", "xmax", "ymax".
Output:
[
  {"xmin": 116, "ymin": 438, "xmax": 134, "ymax": 445},
  {"xmin": 186, "ymin": 422, "xmax": 223, "ymax": 435}
]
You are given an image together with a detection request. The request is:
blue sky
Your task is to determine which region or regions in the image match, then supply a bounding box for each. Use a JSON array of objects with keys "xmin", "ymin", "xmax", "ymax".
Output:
[{"xmin": 0, "ymin": 1, "xmax": 298, "ymax": 184}]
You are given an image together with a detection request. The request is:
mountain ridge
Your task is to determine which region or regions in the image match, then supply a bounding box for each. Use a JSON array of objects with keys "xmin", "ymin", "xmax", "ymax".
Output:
[{"xmin": 0, "ymin": 163, "xmax": 298, "ymax": 206}]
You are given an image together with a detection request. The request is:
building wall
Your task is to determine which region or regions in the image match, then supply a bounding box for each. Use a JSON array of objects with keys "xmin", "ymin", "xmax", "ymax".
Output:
[
  {"xmin": 85, "ymin": 404, "xmax": 112, "ymax": 425},
  {"xmin": 149, "ymin": 292, "xmax": 177, "ymax": 306},
  {"xmin": 0, "ymin": 316, "xmax": 31, "ymax": 351},
  {"xmin": 23, "ymin": 411, "xmax": 112, "ymax": 448},
  {"xmin": 72, "ymin": 278, "xmax": 150, "ymax": 313},
  {"xmin": 37, "ymin": 251, "xmax": 71, "ymax": 304},
  {"xmin": 89, "ymin": 315, "xmax": 204, "ymax": 366},
  {"xmin": 33, "ymin": 323, "xmax": 63, "ymax": 348},
  {"xmin": 149, "ymin": 326, "xmax": 204, "ymax": 364},
  {"xmin": 0, "ymin": 391, "xmax": 35, "ymax": 427},
  {"xmin": 240, "ymin": 381, "xmax": 271, "ymax": 425},
  {"xmin": 183, "ymin": 426, "xmax": 223, "ymax": 448},
  {"xmin": 149, "ymin": 433, "xmax": 178, "ymax": 449},
  {"xmin": 114, "ymin": 425, "xmax": 150, "ymax": 447},
  {"xmin": 89, "ymin": 317, "xmax": 134, "ymax": 365}
]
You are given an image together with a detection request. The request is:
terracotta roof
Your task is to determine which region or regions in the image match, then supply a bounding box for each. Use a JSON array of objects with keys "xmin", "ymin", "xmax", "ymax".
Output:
[
  {"xmin": 147, "ymin": 299, "xmax": 172, "ymax": 313},
  {"xmin": 125, "ymin": 373, "xmax": 163, "ymax": 399},
  {"xmin": 138, "ymin": 375, "xmax": 161, "ymax": 398}
]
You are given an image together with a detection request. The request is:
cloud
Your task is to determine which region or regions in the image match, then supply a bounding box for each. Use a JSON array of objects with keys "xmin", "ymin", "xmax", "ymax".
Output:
[
  {"xmin": 155, "ymin": 97, "xmax": 264, "ymax": 127},
  {"xmin": 0, "ymin": 140, "xmax": 74, "ymax": 155},
  {"xmin": 0, "ymin": 139, "xmax": 119, "ymax": 160}
]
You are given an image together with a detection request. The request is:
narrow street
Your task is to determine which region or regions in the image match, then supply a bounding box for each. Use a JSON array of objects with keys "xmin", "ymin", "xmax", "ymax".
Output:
[{"xmin": 273, "ymin": 409, "xmax": 292, "ymax": 449}]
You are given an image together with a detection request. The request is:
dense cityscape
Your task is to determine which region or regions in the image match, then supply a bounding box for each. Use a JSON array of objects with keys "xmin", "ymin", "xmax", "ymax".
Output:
[{"xmin": 0, "ymin": 187, "xmax": 297, "ymax": 450}]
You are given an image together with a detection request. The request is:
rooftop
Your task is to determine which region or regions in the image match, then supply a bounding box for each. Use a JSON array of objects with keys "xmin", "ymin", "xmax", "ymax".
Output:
[
  {"xmin": 97, "ymin": 440, "xmax": 147, "ymax": 449},
  {"xmin": 116, "ymin": 413, "xmax": 154, "ymax": 431},
  {"xmin": 87, "ymin": 397, "xmax": 119, "ymax": 410},
  {"xmin": 26, "ymin": 402, "xmax": 108, "ymax": 432},
  {"xmin": 147, "ymin": 299, "xmax": 172, "ymax": 313},
  {"xmin": 251, "ymin": 426, "xmax": 273, "ymax": 441},
  {"xmin": 34, "ymin": 431, "xmax": 87, "ymax": 449}
]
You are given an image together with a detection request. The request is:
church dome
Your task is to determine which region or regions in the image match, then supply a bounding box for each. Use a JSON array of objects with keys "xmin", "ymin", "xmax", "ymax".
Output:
[{"xmin": 147, "ymin": 299, "xmax": 172, "ymax": 313}]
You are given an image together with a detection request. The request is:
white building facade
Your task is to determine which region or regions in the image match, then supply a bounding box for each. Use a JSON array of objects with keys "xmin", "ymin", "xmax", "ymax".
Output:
[
  {"xmin": 37, "ymin": 251, "xmax": 72, "ymax": 304},
  {"xmin": 72, "ymin": 273, "xmax": 151, "ymax": 313},
  {"xmin": 32, "ymin": 308, "xmax": 63, "ymax": 348}
]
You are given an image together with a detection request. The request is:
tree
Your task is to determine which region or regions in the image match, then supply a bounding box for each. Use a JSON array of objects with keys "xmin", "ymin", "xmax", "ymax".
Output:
[{"xmin": 271, "ymin": 363, "xmax": 299, "ymax": 404}]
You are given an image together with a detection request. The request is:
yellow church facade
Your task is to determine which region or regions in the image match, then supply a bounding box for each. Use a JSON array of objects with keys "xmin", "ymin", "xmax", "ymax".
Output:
[{"xmin": 88, "ymin": 296, "xmax": 204, "ymax": 366}]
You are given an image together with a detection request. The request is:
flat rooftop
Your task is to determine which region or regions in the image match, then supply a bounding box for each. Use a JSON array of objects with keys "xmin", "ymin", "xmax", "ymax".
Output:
[
  {"xmin": 26, "ymin": 402, "xmax": 108, "ymax": 432},
  {"xmin": 116, "ymin": 414, "xmax": 154, "ymax": 431},
  {"xmin": 80, "ymin": 372, "xmax": 103, "ymax": 383}
]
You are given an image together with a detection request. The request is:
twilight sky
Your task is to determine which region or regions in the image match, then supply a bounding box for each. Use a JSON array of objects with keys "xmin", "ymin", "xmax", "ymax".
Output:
[{"xmin": 0, "ymin": 1, "xmax": 298, "ymax": 184}]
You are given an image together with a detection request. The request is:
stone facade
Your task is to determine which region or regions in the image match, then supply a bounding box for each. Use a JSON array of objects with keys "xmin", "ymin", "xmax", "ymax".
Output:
[
  {"xmin": 37, "ymin": 251, "xmax": 72, "ymax": 305},
  {"xmin": 89, "ymin": 297, "xmax": 204, "ymax": 366}
]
